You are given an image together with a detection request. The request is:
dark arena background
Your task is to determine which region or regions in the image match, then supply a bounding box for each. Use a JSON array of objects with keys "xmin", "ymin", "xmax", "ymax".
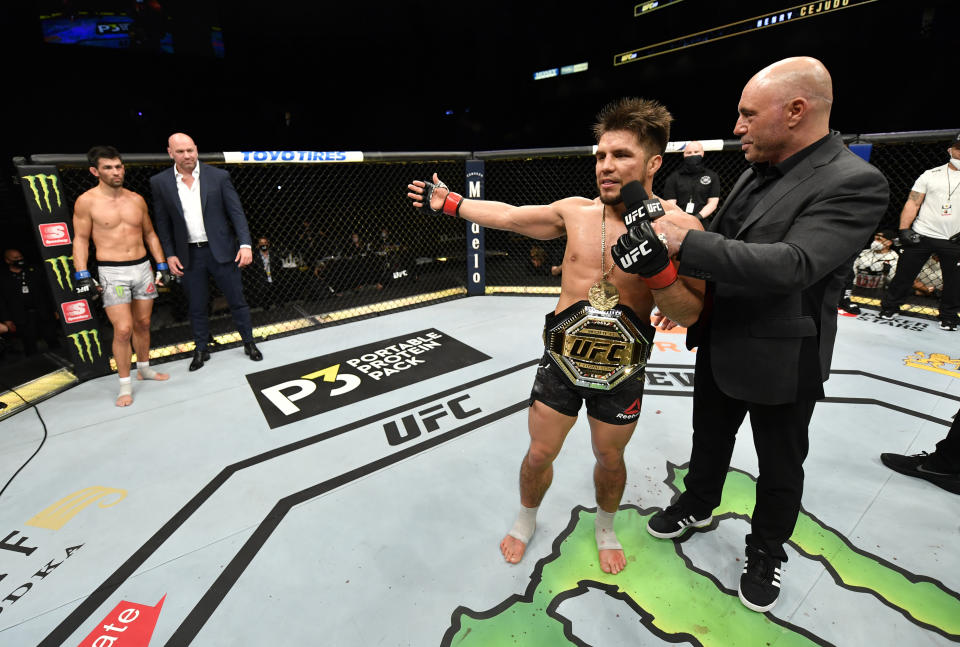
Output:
[{"xmin": 1, "ymin": 3, "xmax": 959, "ymax": 646}]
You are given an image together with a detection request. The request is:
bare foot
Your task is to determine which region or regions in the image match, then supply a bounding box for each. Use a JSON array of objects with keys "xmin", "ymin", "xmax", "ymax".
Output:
[
  {"xmin": 137, "ymin": 371, "xmax": 170, "ymax": 381},
  {"xmin": 500, "ymin": 534, "xmax": 527, "ymax": 564},
  {"xmin": 599, "ymin": 548, "xmax": 627, "ymax": 574},
  {"xmin": 115, "ymin": 393, "xmax": 133, "ymax": 407}
]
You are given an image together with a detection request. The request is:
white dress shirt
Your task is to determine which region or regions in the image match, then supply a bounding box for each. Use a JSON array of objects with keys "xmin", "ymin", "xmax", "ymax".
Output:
[{"xmin": 175, "ymin": 164, "xmax": 206, "ymax": 243}]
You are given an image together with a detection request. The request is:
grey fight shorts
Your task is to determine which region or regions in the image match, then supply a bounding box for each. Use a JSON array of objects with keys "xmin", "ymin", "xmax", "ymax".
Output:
[{"xmin": 97, "ymin": 257, "xmax": 158, "ymax": 307}]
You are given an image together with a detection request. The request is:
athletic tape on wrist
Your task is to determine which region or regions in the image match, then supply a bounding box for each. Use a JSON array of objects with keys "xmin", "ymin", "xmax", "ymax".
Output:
[
  {"xmin": 645, "ymin": 260, "xmax": 678, "ymax": 290},
  {"xmin": 442, "ymin": 192, "xmax": 463, "ymax": 217},
  {"xmin": 75, "ymin": 270, "xmax": 91, "ymax": 279},
  {"xmin": 156, "ymin": 262, "xmax": 168, "ymax": 270}
]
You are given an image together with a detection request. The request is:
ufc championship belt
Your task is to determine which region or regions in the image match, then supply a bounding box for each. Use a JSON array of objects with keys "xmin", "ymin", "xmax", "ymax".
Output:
[{"xmin": 543, "ymin": 301, "xmax": 652, "ymax": 390}]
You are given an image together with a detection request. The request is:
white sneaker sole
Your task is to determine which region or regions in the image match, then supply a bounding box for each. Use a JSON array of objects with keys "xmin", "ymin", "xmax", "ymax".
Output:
[
  {"xmin": 738, "ymin": 588, "xmax": 778, "ymax": 613},
  {"xmin": 646, "ymin": 515, "xmax": 713, "ymax": 539}
]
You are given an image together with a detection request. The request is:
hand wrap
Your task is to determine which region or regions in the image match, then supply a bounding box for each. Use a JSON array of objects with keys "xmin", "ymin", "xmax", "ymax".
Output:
[
  {"xmin": 417, "ymin": 179, "xmax": 463, "ymax": 217},
  {"xmin": 155, "ymin": 262, "xmax": 172, "ymax": 286},
  {"xmin": 74, "ymin": 270, "xmax": 101, "ymax": 301}
]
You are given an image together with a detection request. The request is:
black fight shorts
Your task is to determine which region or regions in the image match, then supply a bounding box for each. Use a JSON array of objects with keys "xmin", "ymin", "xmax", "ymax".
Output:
[{"xmin": 530, "ymin": 351, "xmax": 648, "ymax": 425}]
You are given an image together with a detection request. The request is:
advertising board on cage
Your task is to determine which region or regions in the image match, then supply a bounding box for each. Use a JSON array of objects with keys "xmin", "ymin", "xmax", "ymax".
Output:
[{"xmin": 223, "ymin": 151, "xmax": 364, "ymax": 163}]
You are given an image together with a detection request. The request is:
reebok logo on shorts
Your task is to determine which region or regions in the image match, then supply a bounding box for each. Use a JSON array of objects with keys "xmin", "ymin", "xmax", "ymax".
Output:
[{"xmin": 615, "ymin": 398, "xmax": 642, "ymax": 420}]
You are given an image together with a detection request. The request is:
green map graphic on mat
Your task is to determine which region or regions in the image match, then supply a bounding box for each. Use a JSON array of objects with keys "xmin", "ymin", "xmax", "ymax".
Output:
[{"xmin": 442, "ymin": 463, "xmax": 960, "ymax": 646}]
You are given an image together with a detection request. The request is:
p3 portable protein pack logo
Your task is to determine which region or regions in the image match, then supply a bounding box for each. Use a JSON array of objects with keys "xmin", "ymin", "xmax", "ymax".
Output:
[{"xmin": 246, "ymin": 329, "xmax": 490, "ymax": 428}]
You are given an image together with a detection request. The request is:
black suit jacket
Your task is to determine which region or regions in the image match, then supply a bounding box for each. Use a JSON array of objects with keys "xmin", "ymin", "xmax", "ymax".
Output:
[
  {"xmin": 150, "ymin": 162, "xmax": 251, "ymax": 267},
  {"xmin": 679, "ymin": 133, "xmax": 889, "ymax": 405}
]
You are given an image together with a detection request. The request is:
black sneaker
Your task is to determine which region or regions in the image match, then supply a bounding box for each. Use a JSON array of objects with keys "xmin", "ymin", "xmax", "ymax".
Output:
[
  {"xmin": 880, "ymin": 452, "xmax": 960, "ymax": 494},
  {"xmin": 878, "ymin": 309, "xmax": 896, "ymax": 320},
  {"xmin": 647, "ymin": 504, "xmax": 712, "ymax": 539},
  {"xmin": 738, "ymin": 546, "xmax": 782, "ymax": 612},
  {"xmin": 838, "ymin": 298, "xmax": 861, "ymax": 315},
  {"xmin": 939, "ymin": 320, "xmax": 958, "ymax": 331}
]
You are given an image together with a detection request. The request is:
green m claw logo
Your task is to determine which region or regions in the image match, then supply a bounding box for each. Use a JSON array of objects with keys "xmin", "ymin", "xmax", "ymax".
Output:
[
  {"xmin": 45, "ymin": 255, "xmax": 74, "ymax": 290},
  {"xmin": 23, "ymin": 174, "xmax": 62, "ymax": 212},
  {"xmin": 68, "ymin": 329, "xmax": 102, "ymax": 363}
]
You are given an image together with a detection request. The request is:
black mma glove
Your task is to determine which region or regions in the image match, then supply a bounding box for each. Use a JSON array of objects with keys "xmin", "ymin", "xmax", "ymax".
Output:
[
  {"xmin": 899, "ymin": 228, "xmax": 920, "ymax": 246},
  {"xmin": 611, "ymin": 181, "xmax": 677, "ymax": 289},
  {"xmin": 155, "ymin": 262, "xmax": 172, "ymax": 286},
  {"xmin": 74, "ymin": 270, "xmax": 101, "ymax": 301},
  {"xmin": 416, "ymin": 179, "xmax": 464, "ymax": 217}
]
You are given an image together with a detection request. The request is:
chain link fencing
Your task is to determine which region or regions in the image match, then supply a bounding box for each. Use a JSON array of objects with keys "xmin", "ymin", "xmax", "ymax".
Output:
[
  {"xmin": 39, "ymin": 155, "xmax": 469, "ymax": 363},
  {"xmin": 13, "ymin": 129, "xmax": 955, "ymax": 371}
]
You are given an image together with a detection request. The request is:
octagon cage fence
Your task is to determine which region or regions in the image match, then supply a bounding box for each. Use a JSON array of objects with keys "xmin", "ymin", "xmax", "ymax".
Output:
[{"xmin": 12, "ymin": 128, "xmax": 954, "ymax": 379}]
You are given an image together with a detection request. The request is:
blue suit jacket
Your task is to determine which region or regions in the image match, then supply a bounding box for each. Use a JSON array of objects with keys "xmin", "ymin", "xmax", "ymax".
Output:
[{"xmin": 150, "ymin": 162, "xmax": 252, "ymax": 267}]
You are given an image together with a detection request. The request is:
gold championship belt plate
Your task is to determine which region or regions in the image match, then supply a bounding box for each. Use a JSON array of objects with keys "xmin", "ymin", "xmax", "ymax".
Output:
[{"xmin": 543, "ymin": 303, "xmax": 651, "ymax": 390}]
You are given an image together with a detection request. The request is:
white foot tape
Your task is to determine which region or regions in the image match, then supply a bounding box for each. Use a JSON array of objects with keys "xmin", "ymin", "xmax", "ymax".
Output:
[
  {"xmin": 595, "ymin": 508, "xmax": 623, "ymax": 551},
  {"xmin": 117, "ymin": 379, "xmax": 133, "ymax": 403},
  {"xmin": 507, "ymin": 505, "xmax": 539, "ymax": 544},
  {"xmin": 137, "ymin": 362, "xmax": 162, "ymax": 380}
]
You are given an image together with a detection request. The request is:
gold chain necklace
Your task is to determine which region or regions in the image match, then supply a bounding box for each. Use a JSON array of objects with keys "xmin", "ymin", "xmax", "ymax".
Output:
[{"xmin": 587, "ymin": 205, "xmax": 620, "ymax": 310}]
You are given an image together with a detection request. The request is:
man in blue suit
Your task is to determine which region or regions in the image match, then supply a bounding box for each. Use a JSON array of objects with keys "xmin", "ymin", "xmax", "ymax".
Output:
[{"xmin": 151, "ymin": 133, "xmax": 263, "ymax": 370}]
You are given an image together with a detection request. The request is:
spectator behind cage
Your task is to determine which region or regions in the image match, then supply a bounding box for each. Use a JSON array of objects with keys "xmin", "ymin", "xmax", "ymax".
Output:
[
  {"xmin": 245, "ymin": 235, "xmax": 281, "ymax": 309},
  {"xmin": 1, "ymin": 248, "xmax": 61, "ymax": 357},
  {"xmin": 879, "ymin": 133, "xmax": 960, "ymax": 330},
  {"xmin": 853, "ymin": 230, "xmax": 899, "ymax": 290},
  {"xmin": 661, "ymin": 140, "xmax": 722, "ymax": 221}
]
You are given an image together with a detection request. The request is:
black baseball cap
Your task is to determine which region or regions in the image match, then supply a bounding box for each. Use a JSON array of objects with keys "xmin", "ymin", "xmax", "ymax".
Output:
[{"xmin": 952, "ymin": 132, "xmax": 960, "ymax": 147}]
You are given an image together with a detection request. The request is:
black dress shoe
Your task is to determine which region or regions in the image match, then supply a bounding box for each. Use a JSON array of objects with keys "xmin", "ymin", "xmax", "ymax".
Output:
[
  {"xmin": 244, "ymin": 342, "xmax": 263, "ymax": 361},
  {"xmin": 189, "ymin": 347, "xmax": 211, "ymax": 371}
]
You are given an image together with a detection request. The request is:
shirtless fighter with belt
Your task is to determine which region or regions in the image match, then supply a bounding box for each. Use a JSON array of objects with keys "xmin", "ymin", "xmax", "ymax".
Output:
[
  {"xmin": 406, "ymin": 98, "xmax": 704, "ymax": 574},
  {"xmin": 72, "ymin": 145, "xmax": 172, "ymax": 406}
]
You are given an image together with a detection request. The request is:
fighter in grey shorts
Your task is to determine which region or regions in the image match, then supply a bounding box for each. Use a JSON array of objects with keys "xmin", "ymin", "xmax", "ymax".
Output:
[
  {"xmin": 72, "ymin": 145, "xmax": 172, "ymax": 407},
  {"xmin": 98, "ymin": 257, "xmax": 159, "ymax": 307}
]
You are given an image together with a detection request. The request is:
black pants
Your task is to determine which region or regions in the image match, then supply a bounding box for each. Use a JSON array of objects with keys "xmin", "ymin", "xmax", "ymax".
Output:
[
  {"xmin": 677, "ymin": 341, "xmax": 816, "ymax": 561},
  {"xmin": 881, "ymin": 236, "xmax": 960, "ymax": 322},
  {"xmin": 931, "ymin": 407, "xmax": 960, "ymax": 473},
  {"xmin": 182, "ymin": 245, "xmax": 253, "ymax": 347}
]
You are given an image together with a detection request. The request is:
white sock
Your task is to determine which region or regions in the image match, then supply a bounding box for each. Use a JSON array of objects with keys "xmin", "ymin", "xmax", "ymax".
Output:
[
  {"xmin": 595, "ymin": 508, "xmax": 622, "ymax": 551},
  {"xmin": 137, "ymin": 361, "xmax": 161, "ymax": 380},
  {"xmin": 507, "ymin": 505, "xmax": 539, "ymax": 545}
]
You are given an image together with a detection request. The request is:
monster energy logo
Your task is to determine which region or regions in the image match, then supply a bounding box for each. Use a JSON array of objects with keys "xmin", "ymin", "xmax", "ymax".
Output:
[
  {"xmin": 45, "ymin": 255, "xmax": 74, "ymax": 290},
  {"xmin": 22, "ymin": 174, "xmax": 62, "ymax": 212},
  {"xmin": 68, "ymin": 329, "xmax": 102, "ymax": 363}
]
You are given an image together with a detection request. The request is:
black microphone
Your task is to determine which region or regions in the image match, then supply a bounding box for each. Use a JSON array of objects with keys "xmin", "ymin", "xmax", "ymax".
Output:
[{"xmin": 621, "ymin": 181, "xmax": 664, "ymax": 230}]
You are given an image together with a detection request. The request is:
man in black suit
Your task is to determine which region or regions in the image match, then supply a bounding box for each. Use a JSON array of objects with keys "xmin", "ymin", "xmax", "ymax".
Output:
[
  {"xmin": 151, "ymin": 133, "xmax": 263, "ymax": 370},
  {"xmin": 616, "ymin": 57, "xmax": 889, "ymax": 612}
]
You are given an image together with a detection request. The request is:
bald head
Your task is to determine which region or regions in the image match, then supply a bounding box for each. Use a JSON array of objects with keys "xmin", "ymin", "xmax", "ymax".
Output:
[
  {"xmin": 735, "ymin": 56, "xmax": 833, "ymax": 164},
  {"xmin": 751, "ymin": 56, "xmax": 833, "ymax": 116},
  {"xmin": 167, "ymin": 132, "xmax": 198, "ymax": 174},
  {"xmin": 683, "ymin": 141, "xmax": 704, "ymax": 158}
]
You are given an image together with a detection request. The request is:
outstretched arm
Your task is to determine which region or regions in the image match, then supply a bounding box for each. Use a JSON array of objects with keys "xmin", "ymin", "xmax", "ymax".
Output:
[{"xmin": 407, "ymin": 173, "xmax": 566, "ymax": 240}]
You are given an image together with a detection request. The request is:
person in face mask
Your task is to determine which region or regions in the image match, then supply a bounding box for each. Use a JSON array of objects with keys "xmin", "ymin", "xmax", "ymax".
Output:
[
  {"xmin": 243, "ymin": 235, "xmax": 280, "ymax": 310},
  {"xmin": 1, "ymin": 248, "xmax": 62, "ymax": 356},
  {"xmin": 879, "ymin": 132, "xmax": 960, "ymax": 330},
  {"xmin": 660, "ymin": 140, "xmax": 722, "ymax": 221}
]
